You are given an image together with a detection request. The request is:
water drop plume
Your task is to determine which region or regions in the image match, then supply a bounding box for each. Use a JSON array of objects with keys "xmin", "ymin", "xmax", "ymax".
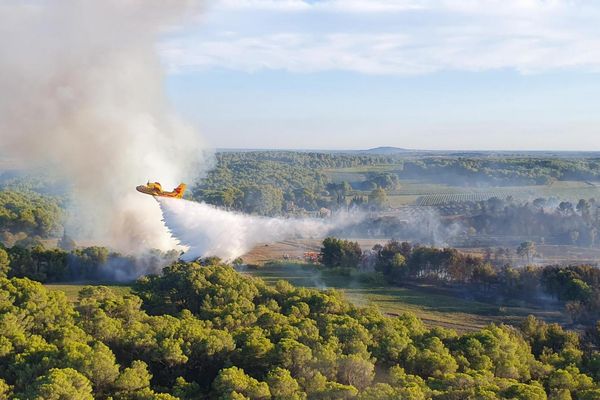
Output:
[{"xmin": 158, "ymin": 197, "xmax": 364, "ymax": 261}]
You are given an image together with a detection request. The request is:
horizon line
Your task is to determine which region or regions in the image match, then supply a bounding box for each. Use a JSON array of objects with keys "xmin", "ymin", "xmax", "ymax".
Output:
[{"xmin": 214, "ymin": 147, "xmax": 600, "ymax": 154}]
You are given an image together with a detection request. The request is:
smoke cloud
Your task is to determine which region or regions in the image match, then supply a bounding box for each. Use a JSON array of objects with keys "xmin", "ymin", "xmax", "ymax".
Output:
[
  {"xmin": 0, "ymin": 1, "xmax": 207, "ymax": 252},
  {"xmin": 158, "ymin": 197, "xmax": 364, "ymax": 261}
]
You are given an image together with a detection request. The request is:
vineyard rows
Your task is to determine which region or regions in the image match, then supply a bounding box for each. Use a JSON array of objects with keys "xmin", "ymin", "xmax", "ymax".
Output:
[{"xmin": 415, "ymin": 192, "xmax": 524, "ymax": 206}]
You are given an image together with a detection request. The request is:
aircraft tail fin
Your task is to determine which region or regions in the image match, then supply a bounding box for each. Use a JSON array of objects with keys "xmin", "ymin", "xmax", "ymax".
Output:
[{"xmin": 173, "ymin": 183, "xmax": 187, "ymax": 198}]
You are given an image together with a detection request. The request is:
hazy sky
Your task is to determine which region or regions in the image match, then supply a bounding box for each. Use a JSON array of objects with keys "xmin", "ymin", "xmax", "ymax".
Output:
[{"xmin": 161, "ymin": 0, "xmax": 600, "ymax": 150}]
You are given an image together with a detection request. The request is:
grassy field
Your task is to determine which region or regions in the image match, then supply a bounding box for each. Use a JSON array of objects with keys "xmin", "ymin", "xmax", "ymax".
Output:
[
  {"xmin": 44, "ymin": 283, "xmax": 132, "ymax": 302},
  {"xmin": 242, "ymin": 262, "xmax": 567, "ymax": 332}
]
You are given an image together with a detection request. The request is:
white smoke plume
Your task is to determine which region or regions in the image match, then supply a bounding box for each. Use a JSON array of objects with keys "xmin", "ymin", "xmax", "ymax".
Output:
[
  {"xmin": 0, "ymin": 1, "xmax": 207, "ymax": 252},
  {"xmin": 158, "ymin": 197, "xmax": 365, "ymax": 261}
]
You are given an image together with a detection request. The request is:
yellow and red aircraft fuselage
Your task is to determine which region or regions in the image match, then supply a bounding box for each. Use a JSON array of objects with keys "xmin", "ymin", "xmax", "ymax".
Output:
[{"xmin": 136, "ymin": 182, "xmax": 187, "ymax": 199}]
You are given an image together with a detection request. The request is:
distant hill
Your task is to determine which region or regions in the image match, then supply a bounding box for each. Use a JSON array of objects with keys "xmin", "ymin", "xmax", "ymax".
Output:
[{"xmin": 359, "ymin": 146, "xmax": 412, "ymax": 155}]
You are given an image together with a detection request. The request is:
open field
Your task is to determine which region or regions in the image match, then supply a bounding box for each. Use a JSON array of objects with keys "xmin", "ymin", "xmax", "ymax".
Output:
[
  {"xmin": 242, "ymin": 262, "xmax": 567, "ymax": 332},
  {"xmin": 44, "ymin": 283, "xmax": 132, "ymax": 302},
  {"xmin": 415, "ymin": 181, "xmax": 600, "ymax": 206},
  {"xmin": 323, "ymin": 165, "xmax": 403, "ymax": 180}
]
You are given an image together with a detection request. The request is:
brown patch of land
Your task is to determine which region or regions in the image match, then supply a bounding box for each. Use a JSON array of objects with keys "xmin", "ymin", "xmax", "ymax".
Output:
[{"xmin": 243, "ymin": 238, "xmax": 600, "ymax": 266}]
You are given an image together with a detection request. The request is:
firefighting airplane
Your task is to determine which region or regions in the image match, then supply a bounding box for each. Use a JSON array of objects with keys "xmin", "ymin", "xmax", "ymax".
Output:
[{"xmin": 136, "ymin": 182, "xmax": 187, "ymax": 199}]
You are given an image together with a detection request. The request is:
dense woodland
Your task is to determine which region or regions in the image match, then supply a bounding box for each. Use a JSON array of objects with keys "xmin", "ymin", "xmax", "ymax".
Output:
[
  {"xmin": 2, "ymin": 263, "xmax": 600, "ymax": 399},
  {"xmin": 193, "ymin": 152, "xmax": 600, "ymax": 215},
  {"xmin": 0, "ymin": 244, "xmax": 179, "ymax": 283},
  {"xmin": 0, "ymin": 190, "xmax": 63, "ymax": 244}
]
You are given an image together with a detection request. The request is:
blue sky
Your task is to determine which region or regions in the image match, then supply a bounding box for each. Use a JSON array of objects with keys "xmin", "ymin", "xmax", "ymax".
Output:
[{"xmin": 161, "ymin": 0, "xmax": 600, "ymax": 150}]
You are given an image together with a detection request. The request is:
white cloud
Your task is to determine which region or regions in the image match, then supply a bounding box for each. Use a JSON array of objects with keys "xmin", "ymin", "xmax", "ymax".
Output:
[
  {"xmin": 215, "ymin": 0, "xmax": 426, "ymax": 12},
  {"xmin": 162, "ymin": 0, "xmax": 600, "ymax": 75}
]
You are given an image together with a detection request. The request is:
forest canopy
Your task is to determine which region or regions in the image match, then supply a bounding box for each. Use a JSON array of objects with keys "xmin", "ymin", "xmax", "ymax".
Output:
[
  {"xmin": 1, "ymin": 262, "xmax": 599, "ymax": 399},
  {"xmin": 0, "ymin": 189, "xmax": 63, "ymax": 242}
]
